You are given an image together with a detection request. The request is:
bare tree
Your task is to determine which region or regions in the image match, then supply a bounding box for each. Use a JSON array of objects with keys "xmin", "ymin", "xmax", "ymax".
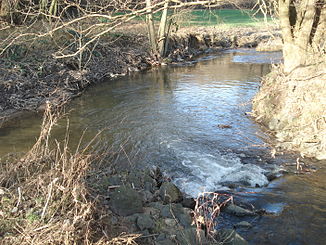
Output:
[
  {"xmin": 157, "ymin": 0, "xmax": 170, "ymax": 56},
  {"xmin": 146, "ymin": 0, "xmax": 158, "ymax": 55},
  {"xmin": 278, "ymin": 0, "xmax": 325, "ymax": 73},
  {"xmin": 1, "ymin": 0, "xmax": 238, "ymax": 68}
]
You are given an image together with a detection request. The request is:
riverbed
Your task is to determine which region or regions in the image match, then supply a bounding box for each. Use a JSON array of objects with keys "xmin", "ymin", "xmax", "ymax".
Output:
[{"xmin": 0, "ymin": 49, "xmax": 325, "ymax": 245}]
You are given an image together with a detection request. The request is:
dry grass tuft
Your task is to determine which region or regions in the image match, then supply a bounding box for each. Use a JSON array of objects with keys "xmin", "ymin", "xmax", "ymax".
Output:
[
  {"xmin": 105, "ymin": 233, "xmax": 142, "ymax": 245},
  {"xmin": 0, "ymin": 103, "xmax": 139, "ymax": 245}
]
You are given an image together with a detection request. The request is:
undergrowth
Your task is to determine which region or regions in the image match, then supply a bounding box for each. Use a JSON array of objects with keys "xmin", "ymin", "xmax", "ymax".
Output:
[{"xmin": 0, "ymin": 103, "xmax": 139, "ymax": 244}]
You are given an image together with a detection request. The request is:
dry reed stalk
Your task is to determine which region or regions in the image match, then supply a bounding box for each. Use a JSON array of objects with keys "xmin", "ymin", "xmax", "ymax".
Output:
[
  {"xmin": 105, "ymin": 233, "xmax": 142, "ymax": 245},
  {"xmin": 0, "ymin": 103, "xmax": 139, "ymax": 245}
]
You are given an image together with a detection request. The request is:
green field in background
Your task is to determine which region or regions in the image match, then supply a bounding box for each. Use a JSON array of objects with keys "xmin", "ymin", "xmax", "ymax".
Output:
[
  {"xmin": 101, "ymin": 9, "xmax": 271, "ymax": 27},
  {"xmin": 182, "ymin": 9, "xmax": 271, "ymax": 27}
]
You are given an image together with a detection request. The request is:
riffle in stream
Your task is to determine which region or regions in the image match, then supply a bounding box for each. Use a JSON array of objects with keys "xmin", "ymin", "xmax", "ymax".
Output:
[{"xmin": 0, "ymin": 49, "xmax": 325, "ymax": 245}]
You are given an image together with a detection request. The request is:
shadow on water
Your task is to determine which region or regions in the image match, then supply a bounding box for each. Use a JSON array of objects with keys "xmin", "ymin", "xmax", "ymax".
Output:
[{"xmin": 0, "ymin": 49, "xmax": 325, "ymax": 244}]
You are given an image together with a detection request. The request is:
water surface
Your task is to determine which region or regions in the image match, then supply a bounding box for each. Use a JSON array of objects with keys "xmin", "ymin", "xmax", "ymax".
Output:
[{"xmin": 0, "ymin": 49, "xmax": 325, "ymax": 245}]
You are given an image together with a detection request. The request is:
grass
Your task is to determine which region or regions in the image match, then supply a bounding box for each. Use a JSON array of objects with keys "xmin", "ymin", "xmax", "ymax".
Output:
[
  {"xmin": 0, "ymin": 105, "xmax": 242, "ymax": 244},
  {"xmin": 180, "ymin": 9, "xmax": 272, "ymax": 27},
  {"xmin": 0, "ymin": 103, "xmax": 232, "ymax": 244},
  {"xmin": 0, "ymin": 103, "xmax": 139, "ymax": 244},
  {"xmin": 99, "ymin": 9, "xmax": 272, "ymax": 28}
]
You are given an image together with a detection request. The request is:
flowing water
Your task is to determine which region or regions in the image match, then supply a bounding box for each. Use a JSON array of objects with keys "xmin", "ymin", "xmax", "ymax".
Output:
[{"xmin": 0, "ymin": 49, "xmax": 325, "ymax": 244}]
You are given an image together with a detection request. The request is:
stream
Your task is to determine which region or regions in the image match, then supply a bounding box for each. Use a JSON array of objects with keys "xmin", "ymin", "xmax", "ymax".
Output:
[{"xmin": 0, "ymin": 49, "xmax": 325, "ymax": 245}]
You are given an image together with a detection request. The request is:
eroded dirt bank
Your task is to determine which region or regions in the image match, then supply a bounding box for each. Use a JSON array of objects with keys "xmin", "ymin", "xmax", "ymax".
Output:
[
  {"xmin": 0, "ymin": 25, "xmax": 280, "ymax": 126},
  {"xmin": 252, "ymin": 63, "xmax": 326, "ymax": 160}
]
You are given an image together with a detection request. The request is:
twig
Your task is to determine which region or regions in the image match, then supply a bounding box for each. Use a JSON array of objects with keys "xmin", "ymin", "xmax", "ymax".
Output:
[
  {"xmin": 16, "ymin": 187, "xmax": 22, "ymax": 208},
  {"xmin": 41, "ymin": 177, "xmax": 58, "ymax": 219}
]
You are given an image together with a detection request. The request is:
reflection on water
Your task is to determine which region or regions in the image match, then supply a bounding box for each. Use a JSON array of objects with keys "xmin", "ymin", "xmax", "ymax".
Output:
[
  {"xmin": 229, "ymin": 49, "xmax": 283, "ymax": 64},
  {"xmin": 0, "ymin": 49, "xmax": 325, "ymax": 245},
  {"xmin": 243, "ymin": 166, "xmax": 326, "ymax": 245},
  {"xmin": 63, "ymin": 49, "xmax": 274, "ymax": 195},
  {"xmin": 0, "ymin": 112, "xmax": 41, "ymax": 154}
]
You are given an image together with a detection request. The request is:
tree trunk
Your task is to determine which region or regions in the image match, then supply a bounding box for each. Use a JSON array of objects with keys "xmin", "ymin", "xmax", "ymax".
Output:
[
  {"xmin": 158, "ymin": 0, "xmax": 169, "ymax": 57},
  {"xmin": 278, "ymin": 0, "xmax": 325, "ymax": 74},
  {"xmin": 145, "ymin": 0, "xmax": 158, "ymax": 55}
]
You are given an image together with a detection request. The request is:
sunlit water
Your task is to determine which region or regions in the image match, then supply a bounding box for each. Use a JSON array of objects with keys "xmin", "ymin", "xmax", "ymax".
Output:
[{"xmin": 0, "ymin": 49, "xmax": 325, "ymax": 244}]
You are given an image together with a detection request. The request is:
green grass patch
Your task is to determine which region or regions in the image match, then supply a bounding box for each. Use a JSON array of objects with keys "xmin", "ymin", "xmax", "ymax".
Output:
[
  {"xmin": 183, "ymin": 9, "xmax": 271, "ymax": 27},
  {"xmin": 98, "ymin": 9, "xmax": 271, "ymax": 27}
]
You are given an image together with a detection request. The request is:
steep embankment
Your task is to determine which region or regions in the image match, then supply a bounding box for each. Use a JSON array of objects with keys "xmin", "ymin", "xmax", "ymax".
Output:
[
  {"xmin": 252, "ymin": 62, "xmax": 326, "ymax": 160},
  {"xmin": 0, "ymin": 25, "xmax": 280, "ymax": 126},
  {"xmin": 166, "ymin": 26, "xmax": 281, "ymax": 61},
  {"xmin": 0, "ymin": 32, "xmax": 151, "ymax": 125}
]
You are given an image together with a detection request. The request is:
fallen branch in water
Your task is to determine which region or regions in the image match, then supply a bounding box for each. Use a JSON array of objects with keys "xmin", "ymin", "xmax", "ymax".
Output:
[{"xmin": 193, "ymin": 192, "xmax": 233, "ymax": 237}]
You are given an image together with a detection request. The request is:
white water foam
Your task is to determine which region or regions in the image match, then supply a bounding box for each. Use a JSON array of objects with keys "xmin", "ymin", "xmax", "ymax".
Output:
[{"xmin": 167, "ymin": 142, "xmax": 269, "ymax": 197}]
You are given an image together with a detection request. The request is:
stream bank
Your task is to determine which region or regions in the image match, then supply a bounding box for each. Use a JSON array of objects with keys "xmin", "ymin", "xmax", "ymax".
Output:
[
  {"xmin": 1, "ymin": 44, "xmax": 326, "ymax": 245},
  {"xmin": 0, "ymin": 25, "xmax": 280, "ymax": 126},
  {"xmin": 95, "ymin": 166, "xmax": 254, "ymax": 245},
  {"xmin": 252, "ymin": 62, "xmax": 326, "ymax": 160}
]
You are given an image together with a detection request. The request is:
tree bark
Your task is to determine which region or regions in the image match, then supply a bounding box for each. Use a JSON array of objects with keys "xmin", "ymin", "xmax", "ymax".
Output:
[
  {"xmin": 145, "ymin": 0, "xmax": 158, "ymax": 55},
  {"xmin": 311, "ymin": 0, "xmax": 326, "ymax": 52},
  {"xmin": 279, "ymin": 0, "xmax": 325, "ymax": 74},
  {"xmin": 158, "ymin": 0, "xmax": 169, "ymax": 57}
]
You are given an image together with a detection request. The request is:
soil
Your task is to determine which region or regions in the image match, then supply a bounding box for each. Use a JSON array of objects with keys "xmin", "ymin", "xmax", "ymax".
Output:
[
  {"xmin": 0, "ymin": 30, "xmax": 152, "ymax": 126},
  {"xmin": 3, "ymin": 19, "xmax": 325, "ymax": 244},
  {"xmin": 0, "ymin": 24, "xmax": 281, "ymax": 127},
  {"xmin": 252, "ymin": 63, "xmax": 326, "ymax": 160}
]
